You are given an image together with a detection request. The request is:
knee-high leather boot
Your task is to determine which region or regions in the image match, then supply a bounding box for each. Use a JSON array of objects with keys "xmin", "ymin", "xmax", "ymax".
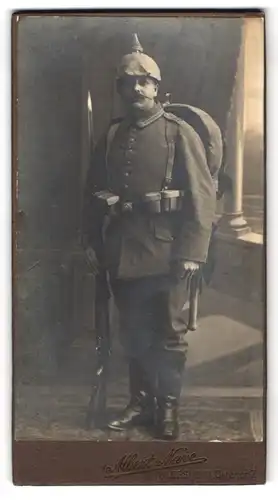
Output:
[
  {"xmin": 107, "ymin": 359, "xmax": 155, "ymax": 431},
  {"xmin": 155, "ymin": 351, "xmax": 185, "ymax": 440}
]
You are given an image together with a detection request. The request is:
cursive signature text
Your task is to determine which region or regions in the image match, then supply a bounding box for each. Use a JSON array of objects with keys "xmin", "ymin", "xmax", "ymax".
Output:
[{"xmin": 103, "ymin": 447, "xmax": 207, "ymax": 479}]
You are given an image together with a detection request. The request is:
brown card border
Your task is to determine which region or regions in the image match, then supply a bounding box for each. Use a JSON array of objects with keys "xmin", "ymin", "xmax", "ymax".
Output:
[
  {"xmin": 11, "ymin": 9, "xmax": 267, "ymax": 486},
  {"xmin": 13, "ymin": 441, "xmax": 266, "ymax": 485}
]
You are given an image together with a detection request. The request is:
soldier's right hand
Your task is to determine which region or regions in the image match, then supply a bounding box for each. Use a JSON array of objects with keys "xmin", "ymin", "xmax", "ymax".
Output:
[{"xmin": 84, "ymin": 246, "xmax": 99, "ymax": 275}]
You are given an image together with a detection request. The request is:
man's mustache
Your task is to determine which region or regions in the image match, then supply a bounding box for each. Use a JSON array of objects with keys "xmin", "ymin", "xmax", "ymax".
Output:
[{"xmin": 130, "ymin": 93, "xmax": 153, "ymax": 101}]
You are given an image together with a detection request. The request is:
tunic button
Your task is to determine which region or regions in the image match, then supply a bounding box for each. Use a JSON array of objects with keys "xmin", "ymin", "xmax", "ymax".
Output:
[
  {"xmin": 124, "ymin": 172, "xmax": 130, "ymax": 177},
  {"xmin": 124, "ymin": 184, "xmax": 128, "ymax": 189}
]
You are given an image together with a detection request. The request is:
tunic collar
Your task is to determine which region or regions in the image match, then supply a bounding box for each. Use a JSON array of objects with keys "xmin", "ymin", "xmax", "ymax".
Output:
[{"xmin": 127, "ymin": 102, "xmax": 164, "ymax": 128}]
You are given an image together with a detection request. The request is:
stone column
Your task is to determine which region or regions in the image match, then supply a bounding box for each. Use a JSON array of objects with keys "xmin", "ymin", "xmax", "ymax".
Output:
[{"xmin": 218, "ymin": 22, "xmax": 250, "ymax": 238}]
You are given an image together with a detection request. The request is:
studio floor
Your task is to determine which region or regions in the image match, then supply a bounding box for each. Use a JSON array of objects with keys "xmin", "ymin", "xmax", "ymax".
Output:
[{"xmin": 14, "ymin": 287, "xmax": 265, "ymax": 442}]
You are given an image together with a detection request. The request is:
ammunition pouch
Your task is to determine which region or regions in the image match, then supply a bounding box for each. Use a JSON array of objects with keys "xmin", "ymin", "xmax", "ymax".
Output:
[{"xmin": 92, "ymin": 191, "xmax": 120, "ymax": 216}]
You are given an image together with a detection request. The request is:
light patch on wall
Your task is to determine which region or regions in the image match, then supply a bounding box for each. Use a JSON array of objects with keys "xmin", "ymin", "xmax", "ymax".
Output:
[{"xmin": 244, "ymin": 18, "xmax": 264, "ymax": 133}]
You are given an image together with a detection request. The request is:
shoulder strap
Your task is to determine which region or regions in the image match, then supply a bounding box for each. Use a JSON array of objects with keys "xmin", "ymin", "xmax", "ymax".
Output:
[{"xmin": 162, "ymin": 112, "xmax": 179, "ymax": 190}]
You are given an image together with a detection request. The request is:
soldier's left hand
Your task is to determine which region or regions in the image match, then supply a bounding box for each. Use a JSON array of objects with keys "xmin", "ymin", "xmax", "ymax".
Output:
[{"xmin": 172, "ymin": 260, "xmax": 200, "ymax": 280}]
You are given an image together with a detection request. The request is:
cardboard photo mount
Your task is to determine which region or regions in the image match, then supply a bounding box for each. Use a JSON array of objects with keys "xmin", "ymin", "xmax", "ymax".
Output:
[{"xmin": 12, "ymin": 9, "xmax": 266, "ymax": 485}]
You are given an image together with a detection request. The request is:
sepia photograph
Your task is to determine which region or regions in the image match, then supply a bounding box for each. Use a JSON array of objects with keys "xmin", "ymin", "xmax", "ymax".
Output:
[{"xmin": 12, "ymin": 11, "xmax": 265, "ymax": 484}]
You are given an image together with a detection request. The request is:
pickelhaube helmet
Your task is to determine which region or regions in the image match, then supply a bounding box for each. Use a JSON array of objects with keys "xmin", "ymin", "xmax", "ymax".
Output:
[{"xmin": 117, "ymin": 33, "xmax": 161, "ymax": 82}]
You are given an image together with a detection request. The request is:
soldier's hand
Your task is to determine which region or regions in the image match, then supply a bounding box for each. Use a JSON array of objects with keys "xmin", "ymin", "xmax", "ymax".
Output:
[
  {"xmin": 172, "ymin": 260, "xmax": 200, "ymax": 280},
  {"xmin": 182, "ymin": 260, "xmax": 200, "ymax": 273},
  {"xmin": 84, "ymin": 246, "xmax": 99, "ymax": 276}
]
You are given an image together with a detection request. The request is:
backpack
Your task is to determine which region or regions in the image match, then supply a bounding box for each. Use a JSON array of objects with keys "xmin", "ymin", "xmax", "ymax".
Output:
[{"xmin": 163, "ymin": 102, "xmax": 224, "ymax": 195}]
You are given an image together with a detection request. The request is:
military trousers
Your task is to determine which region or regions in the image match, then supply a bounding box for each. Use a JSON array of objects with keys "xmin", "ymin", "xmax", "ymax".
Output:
[{"xmin": 110, "ymin": 273, "xmax": 189, "ymax": 400}]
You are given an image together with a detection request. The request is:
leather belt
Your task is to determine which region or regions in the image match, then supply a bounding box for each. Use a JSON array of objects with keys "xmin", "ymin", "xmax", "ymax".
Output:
[{"xmin": 92, "ymin": 190, "xmax": 185, "ymax": 215}]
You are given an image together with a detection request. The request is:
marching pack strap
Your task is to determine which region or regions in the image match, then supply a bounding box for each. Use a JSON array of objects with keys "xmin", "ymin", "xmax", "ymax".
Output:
[
  {"xmin": 162, "ymin": 119, "xmax": 177, "ymax": 190},
  {"xmin": 105, "ymin": 122, "xmax": 121, "ymax": 168}
]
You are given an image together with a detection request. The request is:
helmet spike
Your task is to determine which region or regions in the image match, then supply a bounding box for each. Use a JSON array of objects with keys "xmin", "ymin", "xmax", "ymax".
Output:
[{"xmin": 131, "ymin": 33, "xmax": 143, "ymax": 53}]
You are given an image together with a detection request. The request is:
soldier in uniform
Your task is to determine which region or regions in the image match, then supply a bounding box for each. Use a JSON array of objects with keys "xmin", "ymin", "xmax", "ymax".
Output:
[{"xmin": 82, "ymin": 35, "xmax": 216, "ymax": 440}]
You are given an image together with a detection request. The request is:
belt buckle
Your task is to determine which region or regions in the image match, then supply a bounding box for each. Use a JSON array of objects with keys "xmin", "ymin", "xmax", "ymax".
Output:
[{"xmin": 122, "ymin": 201, "xmax": 133, "ymax": 212}]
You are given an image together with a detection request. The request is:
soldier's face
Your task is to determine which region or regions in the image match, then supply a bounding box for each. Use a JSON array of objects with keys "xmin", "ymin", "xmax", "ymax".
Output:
[{"xmin": 118, "ymin": 76, "xmax": 158, "ymax": 111}]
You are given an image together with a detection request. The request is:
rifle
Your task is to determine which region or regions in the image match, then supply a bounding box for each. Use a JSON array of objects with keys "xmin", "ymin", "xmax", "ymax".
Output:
[
  {"xmin": 85, "ymin": 266, "xmax": 111, "ymax": 429},
  {"xmin": 85, "ymin": 90, "xmax": 113, "ymax": 428}
]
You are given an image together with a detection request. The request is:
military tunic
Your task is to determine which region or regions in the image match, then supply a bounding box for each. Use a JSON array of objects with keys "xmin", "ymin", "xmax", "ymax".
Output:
[{"xmin": 83, "ymin": 103, "xmax": 216, "ymax": 280}]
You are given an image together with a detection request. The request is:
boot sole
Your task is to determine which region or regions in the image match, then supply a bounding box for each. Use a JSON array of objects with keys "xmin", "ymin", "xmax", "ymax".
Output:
[
  {"xmin": 107, "ymin": 423, "xmax": 129, "ymax": 431},
  {"xmin": 155, "ymin": 424, "xmax": 179, "ymax": 441},
  {"xmin": 107, "ymin": 417, "xmax": 155, "ymax": 432}
]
